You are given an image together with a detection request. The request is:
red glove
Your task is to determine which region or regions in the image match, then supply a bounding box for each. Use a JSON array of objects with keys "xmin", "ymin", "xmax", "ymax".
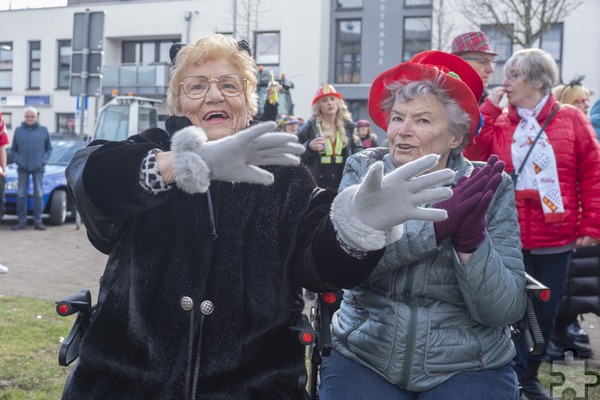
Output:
[{"xmin": 434, "ymin": 155, "xmax": 505, "ymax": 252}]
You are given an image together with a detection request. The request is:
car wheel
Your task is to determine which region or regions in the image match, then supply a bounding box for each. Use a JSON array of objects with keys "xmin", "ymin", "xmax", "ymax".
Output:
[{"xmin": 48, "ymin": 190, "xmax": 68, "ymax": 226}]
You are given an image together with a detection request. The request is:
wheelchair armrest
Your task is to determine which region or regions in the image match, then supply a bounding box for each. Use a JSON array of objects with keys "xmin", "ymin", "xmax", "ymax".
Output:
[
  {"xmin": 56, "ymin": 289, "xmax": 93, "ymax": 366},
  {"xmin": 515, "ymin": 273, "xmax": 550, "ymax": 355}
]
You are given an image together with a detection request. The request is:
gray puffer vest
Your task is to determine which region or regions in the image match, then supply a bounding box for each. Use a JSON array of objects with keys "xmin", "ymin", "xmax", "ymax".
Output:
[{"xmin": 333, "ymin": 148, "xmax": 527, "ymax": 391}]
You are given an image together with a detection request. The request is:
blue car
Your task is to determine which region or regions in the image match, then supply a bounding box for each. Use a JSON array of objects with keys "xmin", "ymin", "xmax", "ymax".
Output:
[{"xmin": 4, "ymin": 135, "xmax": 88, "ymax": 225}]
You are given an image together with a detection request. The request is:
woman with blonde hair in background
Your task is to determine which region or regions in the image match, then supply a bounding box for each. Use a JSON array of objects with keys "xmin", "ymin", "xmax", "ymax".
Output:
[
  {"xmin": 298, "ymin": 84, "xmax": 362, "ymax": 190},
  {"xmin": 553, "ymin": 75, "xmax": 591, "ymax": 115}
]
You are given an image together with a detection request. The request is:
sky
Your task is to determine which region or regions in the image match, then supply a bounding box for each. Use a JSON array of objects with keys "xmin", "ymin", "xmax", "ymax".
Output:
[{"xmin": 0, "ymin": 0, "xmax": 67, "ymax": 10}]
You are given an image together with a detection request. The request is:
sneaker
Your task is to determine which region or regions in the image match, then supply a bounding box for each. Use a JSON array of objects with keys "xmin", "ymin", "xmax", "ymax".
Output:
[
  {"xmin": 567, "ymin": 320, "xmax": 590, "ymax": 344},
  {"xmin": 11, "ymin": 222, "xmax": 26, "ymax": 230},
  {"xmin": 34, "ymin": 223, "xmax": 47, "ymax": 231},
  {"xmin": 0, "ymin": 264, "xmax": 8, "ymax": 274}
]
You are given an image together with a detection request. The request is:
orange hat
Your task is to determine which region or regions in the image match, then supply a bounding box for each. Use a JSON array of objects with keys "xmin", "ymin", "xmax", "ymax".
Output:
[
  {"xmin": 312, "ymin": 83, "xmax": 343, "ymax": 106},
  {"xmin": 368, "ymin": 50, "xmax": 484, "ymax": 141}
]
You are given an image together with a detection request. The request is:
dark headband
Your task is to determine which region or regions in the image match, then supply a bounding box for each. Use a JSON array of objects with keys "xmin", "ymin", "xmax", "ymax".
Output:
[{"xmin": 169, "ymin": 39, "xmax": 252, "ymax": 66}]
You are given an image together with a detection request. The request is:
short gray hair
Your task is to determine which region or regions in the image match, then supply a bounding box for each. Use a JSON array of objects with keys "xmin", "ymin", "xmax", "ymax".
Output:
[
  {"xmin": 504, "ymin": 48, "xmax": 558, "ymax": 95},
  {"xmin": 380, "ymin": 75, "xmax": 472, "ymax": 154},
  {"xmin": 24, "ymin": 106, "xmax": 38, "ymax": 116}
]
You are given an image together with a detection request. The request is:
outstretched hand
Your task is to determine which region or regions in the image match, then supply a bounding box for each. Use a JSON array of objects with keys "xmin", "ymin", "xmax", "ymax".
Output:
[
  {"xmin": 352, "ymin": 154, "xmax": 455, "ymax": 231},
  {"xmin": 171, "ymin": 122, "xmax": 305, "ymax": 193},
  {"xmin": 434, "ymin": 155, "xmax": 505, "ymax": 252}
]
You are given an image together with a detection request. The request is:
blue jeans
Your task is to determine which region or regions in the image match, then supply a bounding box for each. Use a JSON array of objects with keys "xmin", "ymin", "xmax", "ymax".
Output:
[
  {"xmin": 319, "ymin": 349, "xmax": 519, "ymax": 400},
  {"xmin": 17, "ymin": 170, "xmax": 44, "ymax": 224},
  {"xmin": 513, "ymin": 250, "xmax": 572, "ymax": 374}
]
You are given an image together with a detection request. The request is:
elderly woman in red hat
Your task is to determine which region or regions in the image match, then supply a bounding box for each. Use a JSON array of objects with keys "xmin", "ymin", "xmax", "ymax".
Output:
[
  {"xmin": 318, "ymin": 50, "xmax": 527, "ymax": 400},
  {"xmin": 297, "ymin": 84, "xmax": 363, "ymax": 190}
]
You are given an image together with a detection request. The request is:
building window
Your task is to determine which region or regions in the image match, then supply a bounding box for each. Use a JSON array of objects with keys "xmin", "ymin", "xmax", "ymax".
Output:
[
  {"xmin": 254, "ymin": 32, "xmax": 280, "ymax": 66},
  {"xmin": 29, "ymin": 41, "xmax": 41, "ymax": 89},
  {"xmin": 481, "ymin": 24, "xmax": 513, "ymax": 87},
  {"xmin": 403, "ymin": 17, "xmax": 431, "ymax": 61},
  {"xmin": 122, "ymin": 40, "xmax": 177, "ymax": 64},
  {"xmin": 540, "ymin": 22, "xmax": 563, "ymax": 79},
  {"xmin": 56, "ymin": 112, "xmax": 76, "ymax": 133},
  {"xmin": 335, "ymin": 19, "xmax": 362, "ymax": 83},
  {"xmin": 0, "ymin": 42, "xmax": 13, "ymax": 90},
  {"xmin": 2, "ymin": 112, "xmax": 12, "ymax": 130},
  {"xmin": 57, "ymin": 40, "xmax": 72, "ymax": 89},
  {"xmin": 404, "ymin": 0, "xmax": 432, "ymax": 6},
  {"xmin": 336, "ymin": 0, "xmax": 363, "ymax": 9}
]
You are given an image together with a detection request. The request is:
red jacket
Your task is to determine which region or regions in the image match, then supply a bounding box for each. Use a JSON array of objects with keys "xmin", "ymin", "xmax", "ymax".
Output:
[{"xmin": 464, "ymin": 94, "xmax": 600, "ymax": 249}]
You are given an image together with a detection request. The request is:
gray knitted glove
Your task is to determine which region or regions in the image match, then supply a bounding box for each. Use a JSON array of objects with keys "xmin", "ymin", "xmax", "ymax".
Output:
[
  {"xmin": 172, "ymin": 121, "xmax": 304, "ymax": 193},
  {"xmin": 331, "ymin": 154, "xmax": 455, "ymax": 251}
]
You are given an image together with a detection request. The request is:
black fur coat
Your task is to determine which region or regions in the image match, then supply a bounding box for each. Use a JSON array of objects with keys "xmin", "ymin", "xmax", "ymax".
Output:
[{"xmin": 62, "ymin": 121, "xmax": 383, "ymax": 400}]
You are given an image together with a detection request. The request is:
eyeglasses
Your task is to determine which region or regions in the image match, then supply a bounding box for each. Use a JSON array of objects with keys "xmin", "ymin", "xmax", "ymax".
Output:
[
  {"xmin": 504, "ymin": 71, "xmax": 522, "ymax": 82},
  {"xmin": 461, "ymin": 56, "xmax": 496, "ymax": 67},
  {"xmin": 179, "ymin": 74, "xmax": 247, "ymax": 99}
]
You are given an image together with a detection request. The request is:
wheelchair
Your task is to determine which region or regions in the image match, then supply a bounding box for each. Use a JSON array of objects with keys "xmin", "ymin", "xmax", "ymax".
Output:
[
  {"xmin": 301, "ymin": 274, "xmax": 550, "ymax": 400},
  {"xmin": 56, "ymin": 273, "xmax": 548, "ymax": 400}
]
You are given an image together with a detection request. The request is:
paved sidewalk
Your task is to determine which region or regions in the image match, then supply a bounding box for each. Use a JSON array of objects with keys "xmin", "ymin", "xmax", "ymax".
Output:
[{"xmin": 0, "ymin": 218, "xmax": 106, "ymax": 302}]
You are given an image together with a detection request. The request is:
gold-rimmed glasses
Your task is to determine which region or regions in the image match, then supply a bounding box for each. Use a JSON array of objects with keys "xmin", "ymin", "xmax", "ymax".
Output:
[{"xmin": 179, "ymin": 74, "xmax": 247, "ymax": 99}]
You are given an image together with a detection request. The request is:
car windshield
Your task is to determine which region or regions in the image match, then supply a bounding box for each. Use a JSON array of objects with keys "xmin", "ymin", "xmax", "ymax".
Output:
[{"xmin": 48, "ymin": 140, "xmax": 83, "ymax": 166}]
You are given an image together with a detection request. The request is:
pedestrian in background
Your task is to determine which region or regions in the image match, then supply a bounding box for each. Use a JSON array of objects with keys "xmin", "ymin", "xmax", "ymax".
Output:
[
  {"xmin": 553, "ymin": 76, "xmax": 591, "ymax": 115},
  {"xmin": 277, "ymin": 114, "xmax": 300, "ymax": 134},
  {"xmin": 591, "ymin": 99, "xmax": 600, "ymax": 141},
  {"xmin": 354, "ymin": 119, "xmax": 378, "ymax": 149},
  {"xmin": 297, "ymin": 84, "xmax": 362, "ymax": 190},
  {"xmin": 0, "ymin": 110, "xmax": 9, "ymax": 273},
  {"xmin": 451, "ymin": 31, "xmax": 498, "ymax": 104},
  {"xmin": 547, "ymin": 75, "xmax": 597, "ymax": 359},
  {"xmin": 10, "ymin": 106, "xmax": 52, "ymax": 231},
  {"xmin": 464, "ymin": 48, "xmax": 600, "ymax": 400}
]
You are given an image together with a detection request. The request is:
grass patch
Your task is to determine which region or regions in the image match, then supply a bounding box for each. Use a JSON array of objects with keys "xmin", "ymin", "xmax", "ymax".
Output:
[
  {"xmin": 1, "ymin": 295, "xmax": 600, "ymax": 399},
  {"xmin": 0, "ymin": 295, "xmax": 73, "ymax": 400}
]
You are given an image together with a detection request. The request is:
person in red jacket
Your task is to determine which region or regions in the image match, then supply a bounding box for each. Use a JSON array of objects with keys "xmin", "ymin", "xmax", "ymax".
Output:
[{"xmin": 464, "ymin": 48, "xmax": 600, "ymax": 400}]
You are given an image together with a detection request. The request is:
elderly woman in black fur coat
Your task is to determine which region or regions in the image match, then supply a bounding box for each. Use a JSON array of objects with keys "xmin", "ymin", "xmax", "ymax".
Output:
[{"xmin": 61, "ymin": 34, "xmax": 455, "ymax": 400}]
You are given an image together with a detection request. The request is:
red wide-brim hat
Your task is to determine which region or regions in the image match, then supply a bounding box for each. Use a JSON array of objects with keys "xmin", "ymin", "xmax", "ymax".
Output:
[{"xmin": 368, "ymin": 50, "xmax": 484, "ymax": 141}]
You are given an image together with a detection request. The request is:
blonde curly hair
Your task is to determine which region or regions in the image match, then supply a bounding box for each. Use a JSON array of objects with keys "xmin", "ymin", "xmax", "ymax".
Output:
[{"xmin": 167, "ymin": 34, "xmax": 259, "ymax": 116}]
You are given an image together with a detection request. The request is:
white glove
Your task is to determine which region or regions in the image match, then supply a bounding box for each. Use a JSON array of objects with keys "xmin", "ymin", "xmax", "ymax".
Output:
[
  {"xmin": 331, "ymin": 154, "xmax": 455, "ymax": 251},
  {"xmin": 171, "ymin": 121, "xmax": 305, "ymax": 193}
]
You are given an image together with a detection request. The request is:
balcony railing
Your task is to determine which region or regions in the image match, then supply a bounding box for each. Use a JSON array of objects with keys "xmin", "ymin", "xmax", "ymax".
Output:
[{"xmin": 102, "ymin": 62, "xmax": 170, "ymax": 97}]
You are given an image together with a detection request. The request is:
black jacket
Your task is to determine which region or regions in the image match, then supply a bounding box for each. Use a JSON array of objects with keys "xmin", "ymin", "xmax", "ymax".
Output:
[
  {"xmin": 62, "ymin": 118, "xmax": 383, "ymax": 400},
  {"xmin": 556, "ymin": 246, "xmax": 600, "ymax": 330}
]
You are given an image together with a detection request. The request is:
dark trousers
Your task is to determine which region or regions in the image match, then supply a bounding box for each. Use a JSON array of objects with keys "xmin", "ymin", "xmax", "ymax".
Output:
[
  {"xmin": 0, "ymin": 174, "xmax": 5, "ymax": 217},
  {"xmin": 513, "ymin": 250, "xmax": 572, "ymax": 374}
]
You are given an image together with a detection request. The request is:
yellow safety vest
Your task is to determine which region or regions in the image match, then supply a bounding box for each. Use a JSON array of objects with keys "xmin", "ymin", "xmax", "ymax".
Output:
[{"xmin": 321, "ymin": 130, "xmax": 344, "ymax": 164}]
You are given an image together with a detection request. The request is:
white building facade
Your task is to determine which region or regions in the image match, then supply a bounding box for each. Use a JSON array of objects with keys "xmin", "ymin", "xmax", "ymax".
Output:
[{"xmin": 0, "ymin": 0, "xmax": 598, "ymax": 141}]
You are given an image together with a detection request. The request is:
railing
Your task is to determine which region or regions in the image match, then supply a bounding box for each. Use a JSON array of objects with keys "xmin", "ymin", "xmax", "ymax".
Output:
[{"xmin": 102, "ymin": 62, "xmax": 170, "ymax": 97}]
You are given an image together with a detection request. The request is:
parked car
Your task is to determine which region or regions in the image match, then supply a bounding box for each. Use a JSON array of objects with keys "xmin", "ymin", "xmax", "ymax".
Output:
[{"xmin": 3, "ymin": 134, "xmax": 88, "ymax": 225}]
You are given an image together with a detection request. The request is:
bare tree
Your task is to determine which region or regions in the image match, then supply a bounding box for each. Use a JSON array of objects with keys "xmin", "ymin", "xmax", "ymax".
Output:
[
  {"xmin": 454, "ymin": 0, "xmax": 585, "ymax": 48},
  {"xmin": 432, "ymin": 0, "xmax": 456, "ymax": 51}
]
